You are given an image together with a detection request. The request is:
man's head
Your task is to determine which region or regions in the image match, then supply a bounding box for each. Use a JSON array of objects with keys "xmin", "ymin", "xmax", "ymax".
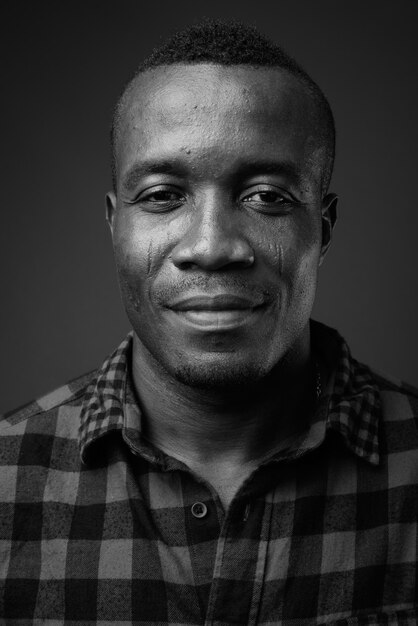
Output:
[{"xmin": 106, "ymin": 20, "xmax": 338, "ymax": 389}]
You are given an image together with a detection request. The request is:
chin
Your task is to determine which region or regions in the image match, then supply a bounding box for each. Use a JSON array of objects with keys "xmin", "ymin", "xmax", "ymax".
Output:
[{"xmin": 171, "ymin": 358, "xmax": 268, "ymax": 390}]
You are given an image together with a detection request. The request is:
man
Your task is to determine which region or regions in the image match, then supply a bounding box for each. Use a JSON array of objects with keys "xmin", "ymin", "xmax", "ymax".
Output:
[{"xmin": 1, "ymin": 19, "xmax": 417, "ymax": 624}]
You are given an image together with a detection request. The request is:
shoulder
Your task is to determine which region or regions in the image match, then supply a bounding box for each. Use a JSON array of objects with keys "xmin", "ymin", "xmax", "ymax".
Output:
[
  {"xmin": 372, "ymin": 368, "xmax": 418, "ymax": 423},
  {"xmin": 369, "ymin": 370, "xmax": 418, "ymax": 472},
  {"xmin": 0, "ymin": 369, "xmax": 97, "ymax": 440}
]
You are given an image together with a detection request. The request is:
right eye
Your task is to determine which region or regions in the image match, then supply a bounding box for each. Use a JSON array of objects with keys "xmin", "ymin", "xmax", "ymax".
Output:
[
  {"xmin": 141, "ymin": 189, "xmax": 183, "ymax": 203},
  {"xmin": 135, "ymin": 186, "xmax": 186, "ymax": 212}
]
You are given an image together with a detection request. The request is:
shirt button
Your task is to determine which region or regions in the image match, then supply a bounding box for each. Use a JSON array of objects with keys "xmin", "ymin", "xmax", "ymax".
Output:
[{"xmin": 191, "ymin": 502, "xmax": 208, "ymax": 519}]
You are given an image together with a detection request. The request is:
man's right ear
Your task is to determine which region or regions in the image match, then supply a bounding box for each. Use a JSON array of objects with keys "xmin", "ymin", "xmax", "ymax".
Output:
[{"xmin": 105, "ymin": 192, "xmax": 117, "ymax": 235}]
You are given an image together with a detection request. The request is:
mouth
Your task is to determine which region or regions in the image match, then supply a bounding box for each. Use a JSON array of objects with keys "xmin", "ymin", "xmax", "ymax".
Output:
[{"xmin": 166, "ymin": 294, "xmax": 267, "ymax": 330}]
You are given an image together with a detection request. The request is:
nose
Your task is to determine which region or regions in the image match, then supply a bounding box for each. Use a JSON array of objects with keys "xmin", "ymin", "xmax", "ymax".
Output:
[{"xmin": 171, "ymin": 193, "xmax": 255, "ymax": 271}]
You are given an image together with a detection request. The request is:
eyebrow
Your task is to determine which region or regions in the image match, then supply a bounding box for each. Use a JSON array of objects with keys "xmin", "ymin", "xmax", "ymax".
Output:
[
  {"xmin": 233, "ymin": 160, "xmax": 302, "ymax": 186},
  {"xmin": 122, "ymin": 161, "xmax": 189, "ymax": 192},
  {"xmin": 121, "ymin": 158, "xmax": 302, "ymax": 192}
]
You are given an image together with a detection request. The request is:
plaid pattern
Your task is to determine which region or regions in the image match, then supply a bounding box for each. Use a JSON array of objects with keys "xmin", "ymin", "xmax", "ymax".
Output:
[{"xmin": 1, "ymin": 320, "xmax": 417, "ymax": 625}]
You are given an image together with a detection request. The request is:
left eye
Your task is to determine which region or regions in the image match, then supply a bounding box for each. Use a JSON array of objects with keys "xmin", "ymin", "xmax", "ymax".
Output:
[
  {"xmin": 143, "ymin": 190, "xmax": 182, "ymax": 202},
  {"xmin": 242, "ymin": 190, "xmax": 286, "ymax": 204}
]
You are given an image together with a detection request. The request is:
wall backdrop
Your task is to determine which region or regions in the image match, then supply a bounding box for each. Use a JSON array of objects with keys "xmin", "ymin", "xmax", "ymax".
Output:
[{"xmin": 2, "ymin": 0, "xmax": 418, "ymax": 413}]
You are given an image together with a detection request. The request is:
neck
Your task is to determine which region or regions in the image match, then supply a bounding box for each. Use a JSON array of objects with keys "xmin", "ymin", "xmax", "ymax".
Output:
[{"xmin": 131, "ymin": 333, "xmax": 316, "ymax": 470}]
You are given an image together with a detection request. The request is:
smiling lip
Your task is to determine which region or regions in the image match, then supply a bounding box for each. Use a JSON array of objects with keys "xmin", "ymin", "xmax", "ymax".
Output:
[
  {"xmin": 168, "ymin": 294, "xmax": 263, "ymax": 311},
  {"xmin": 166, "ymin": 294, "xmax": 266, "ymax": 330}
]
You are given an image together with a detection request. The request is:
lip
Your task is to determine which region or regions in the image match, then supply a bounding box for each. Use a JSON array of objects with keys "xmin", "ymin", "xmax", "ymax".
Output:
[
  {"xmin": 168, "ymin": 294, "xmax": 264, "ymax": 311},
  {"xmin": 166, "ymin": 294, "xmax": 266, "ymax": 330}
]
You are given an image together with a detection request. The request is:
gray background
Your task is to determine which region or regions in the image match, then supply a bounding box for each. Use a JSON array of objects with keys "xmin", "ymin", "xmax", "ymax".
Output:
[{"xmin": 2, "ymin": 0, "xmax": 417, "ymax": 413}]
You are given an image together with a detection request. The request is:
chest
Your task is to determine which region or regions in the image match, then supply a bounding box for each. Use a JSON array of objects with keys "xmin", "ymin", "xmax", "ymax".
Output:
[{"xmin": 2, "ymin": 449, "xmax": 417, "ymax": 625}]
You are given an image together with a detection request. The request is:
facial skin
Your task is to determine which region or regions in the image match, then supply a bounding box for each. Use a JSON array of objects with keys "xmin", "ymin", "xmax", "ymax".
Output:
[{"xmin": 107, "ymin": 64, "xmax": 337, "ymax": 390}]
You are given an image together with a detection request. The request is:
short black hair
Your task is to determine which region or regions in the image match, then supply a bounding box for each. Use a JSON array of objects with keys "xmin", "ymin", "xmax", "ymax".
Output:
[{"xmin": 111, "ymin": 19, "xmax": 335, "ymax": 194}]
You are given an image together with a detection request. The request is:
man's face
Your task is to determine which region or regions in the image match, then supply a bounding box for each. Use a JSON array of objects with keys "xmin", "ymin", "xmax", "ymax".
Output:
[{"xmin": 107, "ymin": 64, "xmax": 335, "ymax": 388}]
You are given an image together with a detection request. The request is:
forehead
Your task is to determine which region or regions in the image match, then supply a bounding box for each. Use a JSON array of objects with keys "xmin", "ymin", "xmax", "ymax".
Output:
[{"xmin": 116, "ymin": 64, "xmax": 322, "ymax": 185}]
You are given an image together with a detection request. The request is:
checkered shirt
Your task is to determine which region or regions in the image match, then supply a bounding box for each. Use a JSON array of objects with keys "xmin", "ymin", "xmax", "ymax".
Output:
[{"xmin": 1, "ymin": 321, "xmax": 417, "ymax": 625}]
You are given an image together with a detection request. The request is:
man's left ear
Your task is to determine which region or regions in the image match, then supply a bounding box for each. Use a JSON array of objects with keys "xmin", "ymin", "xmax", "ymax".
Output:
[{"xmin": 319, "ymin": 193, "xmax": 338, "ymax": 266}]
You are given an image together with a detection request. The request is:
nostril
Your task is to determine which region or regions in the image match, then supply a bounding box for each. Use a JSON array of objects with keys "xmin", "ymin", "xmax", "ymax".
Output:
[
  {"xmin": 170, "ymin": 212, "xmax": 255, "ymax": 271},
  {"xmin": 171, "ymin": 241, "xmax": 256, "ymax": 271},
  {"xmin": 173, "ymin": 259, "xmax": 196, "ymax": 271}
]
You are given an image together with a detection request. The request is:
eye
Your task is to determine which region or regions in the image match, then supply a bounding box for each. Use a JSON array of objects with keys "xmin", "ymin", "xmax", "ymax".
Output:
[
  {"xmin": 243, "ymin": 190, "xmax": 286, "ymax": 204},
  {"xmin": 241, "ymin": 186, "xmax": 295, "ymax": 213},
  {"xmin": 241, "ymin": 187, "xmax": 290, "ymax": 204},
  {"xmin": 134, "ymin": 186, "xmax": 186, "ymax": 212},
  {"xmin": 141, "ymin": 188, "xmax": 184, "ymax": 203}
]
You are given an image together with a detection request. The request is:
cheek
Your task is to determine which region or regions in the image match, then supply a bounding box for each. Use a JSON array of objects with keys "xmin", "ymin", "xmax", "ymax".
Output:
[
  {"xmin": 114, "ymin": 212, "xmax": 177, "ymax": 279},
  {"xmin": 268, "ymin": 219, "xmax": 321, "ymax": 318},
  {"xmin": 112, "ymin": 228, "xmax": 150, "ymax": 312},
  {"xmin": 113, "ymin": 215, "xmax": 177, "ymax": 317},
  {"xmin": 283, "ymin": 230, "xmax": 321, "ymax": 303},
  {"xmin": 257, "ymin": 215, "xmax": 321, "ymax": 279},
  {"xmin": 113, "ymin": 217, "xmax": 151, "ymax": 280},
  {"xmin": 115, "ymin": 238, "xmax": 147, "ymax": 281}
]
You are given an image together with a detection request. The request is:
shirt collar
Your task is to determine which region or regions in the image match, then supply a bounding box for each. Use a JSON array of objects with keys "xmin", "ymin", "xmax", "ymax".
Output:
[
  {"xmin": 317, "ymin": 321, "xmax": 381, "ymax": 465},
  {"xmin": 305, "ymin": 320, "xmax": 381, "ymax": 465},
  {"xmin": 79, "ymin": 322, "xmax": 381, "ymax": 466},
  {"xmin": 79, "ymin": 333, "xmax": 132, "ymax": 464}
]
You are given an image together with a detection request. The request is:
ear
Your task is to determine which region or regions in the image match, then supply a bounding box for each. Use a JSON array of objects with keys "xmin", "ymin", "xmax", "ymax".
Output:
[
  {"xmin": 319, "ymin": 193, "xmax": 338, "ymax": 266},
  {"xmin": 105, "ymin": 192, "xmax": 117, "ymax": 236}
]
